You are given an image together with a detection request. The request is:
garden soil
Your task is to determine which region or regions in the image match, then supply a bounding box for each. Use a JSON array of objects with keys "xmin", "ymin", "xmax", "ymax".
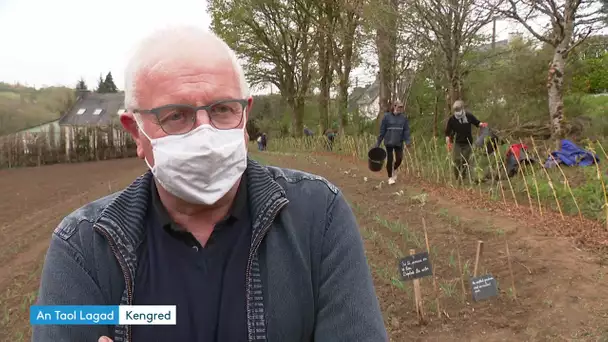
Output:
[{"xmin": 0, "ymin": 154, "xmax": 607, "ymax": 341}]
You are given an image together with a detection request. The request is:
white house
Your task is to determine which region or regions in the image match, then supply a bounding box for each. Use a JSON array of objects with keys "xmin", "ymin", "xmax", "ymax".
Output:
[
  {"xmin": 17, "ymin": 119, "xmax": 62, "ymax": 153},
  {"xmin": 348, "ymin": 79, "xmax": 381, "ymax": 121}
]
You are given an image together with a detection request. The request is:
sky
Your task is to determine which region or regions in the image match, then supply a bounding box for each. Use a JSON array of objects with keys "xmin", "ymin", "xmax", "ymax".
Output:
[
  {"xmin": 0, "ymin": 0, "xmax": 213, "ymax": 90},
  {"xmin": 0, "ymin": 0, "xmax": 528, "ymax": 94}
]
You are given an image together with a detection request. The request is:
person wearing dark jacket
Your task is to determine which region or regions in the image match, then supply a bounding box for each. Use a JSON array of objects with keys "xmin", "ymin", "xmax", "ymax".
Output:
[
  {"xmin": 304, "ymin": 126, "xmax": 314, "ymax": 137},
  {"xmin": 33, "ymin": 26, "xmax": 387, "ymax": 342},
  {"xmin": 375, "ymin": 100, "xmax": 411, "ymax": 185},
  {"xmin": 445, "ymin": 100, "xmax": 487, "ymax": 183},
  {"xmin": 260, "ymin": 133, "xmax": 267, "ymax": 150}
]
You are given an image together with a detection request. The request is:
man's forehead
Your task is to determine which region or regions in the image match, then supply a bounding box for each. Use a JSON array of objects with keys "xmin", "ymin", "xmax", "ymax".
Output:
[{"xmin": 135, "ymin": 62, "xmax": 240, "ymax": 107}]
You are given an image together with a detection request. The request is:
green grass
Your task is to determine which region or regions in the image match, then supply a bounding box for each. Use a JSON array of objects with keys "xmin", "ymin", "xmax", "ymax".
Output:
[
  {"xmin": 577, "ymin": 94, "xmax": 608, "ymax": 118},
  {"xmin": 264, "ymin": 134, "xmax": 608, "ymax": 225}
]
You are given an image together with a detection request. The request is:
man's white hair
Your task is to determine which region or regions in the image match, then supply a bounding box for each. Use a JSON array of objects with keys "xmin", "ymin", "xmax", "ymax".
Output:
[{"xmin": 123, "ymin": 26, "xmax": 250, "ymax": 111}]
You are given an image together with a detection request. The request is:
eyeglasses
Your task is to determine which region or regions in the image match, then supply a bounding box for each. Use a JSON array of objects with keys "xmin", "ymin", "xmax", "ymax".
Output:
[{"xmin": 133, "ymin": 99, "xmax": 248, "ymax": 135}]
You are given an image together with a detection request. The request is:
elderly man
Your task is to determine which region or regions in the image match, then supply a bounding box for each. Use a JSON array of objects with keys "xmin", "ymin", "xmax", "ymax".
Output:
[
  {"xmin": 445, "ymin": 100, "xmax": 487, "ymax": 183},
  {"xmin": 375, "ymin": 100, "xmax": 411, "ymax": 185},
  {"xmin": 33, "ymin": 27, "xmax": 386, "ymax": 342}
]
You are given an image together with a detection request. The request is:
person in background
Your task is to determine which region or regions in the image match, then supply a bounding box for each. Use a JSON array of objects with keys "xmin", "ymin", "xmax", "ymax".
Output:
[
  {"xmin": 257, "ymin": 134, "xmax": 264, "ymax": 151},
  {"xmin": 375, "ymin": 100, "xmax": 411, "ymax": 185},
  {"xmin": 324, "ymin": 127, "xmax": 336, "ymax": 151},
  {"xmin": 33, "ymin": 26, "xmax": 387, "ymax": 342},
  {"xmin": 445, "ymin": 100, "xmax": 488, "ymax": 183},
  {"xmin": 304, "ymin": 125, "xmax": 314, "ymax": 137},
  {"xmin": 260, "ymin": 132, "xmax": 268, "ymax": 151}
]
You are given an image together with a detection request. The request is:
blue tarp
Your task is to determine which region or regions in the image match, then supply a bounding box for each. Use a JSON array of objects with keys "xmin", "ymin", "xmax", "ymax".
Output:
[{"xmin": 544, "ymin": 139, "xmax": 599, "ymax": 168}]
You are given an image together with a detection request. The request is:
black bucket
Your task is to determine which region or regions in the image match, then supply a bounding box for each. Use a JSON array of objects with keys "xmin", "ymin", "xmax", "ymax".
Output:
[{"xmin": 368, "ymin": 147, "xmax": 387, "ymax": 172}]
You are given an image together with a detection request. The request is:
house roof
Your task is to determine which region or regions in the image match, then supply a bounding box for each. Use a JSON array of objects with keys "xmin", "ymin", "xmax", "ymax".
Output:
[
  {"xmin": 347, "ymin": 86, "xmax": 367, "ymax": 112},
  {"xmin": 13, "ymin": 118, "xmax": 61, "ymax": 134},
  {"xmin": 476, "ymin": 39, "xmax": 509, "ymax": 52},
  {"xmin": 59, "ymin": 92, "xmax": 125, "ymax": 126},
  {"xmin": 348, "ymin": 78, "xmax": 380, "ymax": 112}
]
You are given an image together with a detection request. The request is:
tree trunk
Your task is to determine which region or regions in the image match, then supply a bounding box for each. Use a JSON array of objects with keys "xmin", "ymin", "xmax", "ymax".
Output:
[
  {"xmin": 293, "ymin": 97, "xmax": 306, "ymax": 137},
  {"xmin": 433, "ymin": 81, "xmax": 442, "ymax": 137},
  {"xmin": 338, "ymin": 81, "xmax": 349, "ymax": 135},
  {"xmin": 446, "ymin": 70, "xmax": 462, "ymax": 108},
  {"xmin": 318, "ymin": 3, "xmax": 333, "ymax": 134},
  {"xmin": 318, "ymin": 37, "xmax": 331, "ymax": 134},
  {"xmin": 337, "ymin": 12, "xmax": 357, "ymax": 135},
  {"xmin": 375, "ymin": 0, "xmax": 398, "ymax": 129},
  {"xmin": 547, "ymin": 45, "xmax": 568, "ymax": 144}
]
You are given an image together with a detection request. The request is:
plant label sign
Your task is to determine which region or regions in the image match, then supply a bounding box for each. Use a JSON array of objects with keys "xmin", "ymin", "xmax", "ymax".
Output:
[
  {"xmin": 470, "ymin": 274, "xmax": 498, "ymax": 302},
  {"xmin": 399, "ymin": 251, "xmax": 433, "ymax": 281}
]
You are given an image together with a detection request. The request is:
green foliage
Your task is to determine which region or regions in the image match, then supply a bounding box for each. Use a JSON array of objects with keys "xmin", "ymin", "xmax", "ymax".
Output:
[
  {"xmin": 464, "ymin": 40, "xmax": 551, "ymax": 125},
  {"xmin": 209, "ymin": 0, "xmax": 315, "ymax": 91},
  {"xmin": 0, "ymin": 70, "xmax": 118, "ymax": 136},
  {"xmin": 76, "ymin": 78, "xmax": 88, "ymax": 91},
  {"xmin": 209, "ymin": 0, "xmax": 319, "ymax": 135},
  {"xmin": 402, "ymin": 36, "xmax": 608, "ymax": 141},
  {"xmin": 96, "ymin": 72, "xmax": 118, "ymax": 93},
  {"xmin": 267, "ymin": 134, "xmax": 608, "ymax": 223},
  {"xmin": 570, "ymin": 53, "xmax": 608, "ymax": 94},
  {"xmin": 95, "ymin": 75, "xmax": 105, "ymax": 93},
  {"xmin": 0, "ymin": 82, "xmax": 75, "ymax": 135},
  {"xmin": 103, "ymin": 72, "xmax": 118, "ymax": 93}
]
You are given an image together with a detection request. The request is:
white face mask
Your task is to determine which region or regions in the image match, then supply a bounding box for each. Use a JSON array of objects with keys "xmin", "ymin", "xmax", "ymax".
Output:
[{"xmin": 138, "ymin": 118, "xmax": 248, "ymax": 205}]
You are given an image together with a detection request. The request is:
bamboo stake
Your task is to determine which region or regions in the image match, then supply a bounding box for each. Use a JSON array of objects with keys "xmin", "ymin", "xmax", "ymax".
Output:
[{"xmin": 422, "ymin": 218, "xmax": 441, "ymax": 318}]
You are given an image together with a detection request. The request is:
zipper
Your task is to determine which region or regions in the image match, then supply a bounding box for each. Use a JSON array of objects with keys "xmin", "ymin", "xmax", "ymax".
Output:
[
  {"xmin": 95, "ymin": 225, "xmax": 134, "ymax": 342},
  {"xmin": 245, "ymin": 200, "xmax": 288, "ymax": 342}
]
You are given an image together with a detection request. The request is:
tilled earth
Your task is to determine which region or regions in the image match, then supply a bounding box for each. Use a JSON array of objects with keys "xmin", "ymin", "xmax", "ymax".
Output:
[
  {"xmin": 258, "ymin": 152, "xmax": 608, "ymax": 342},
  {"xmin": 1, "ymin": 154, "xmax": 607, "ymax": 341},
  {"xmin": 0, "ymin": 158, "xmax": 146, "ymax": 341}
]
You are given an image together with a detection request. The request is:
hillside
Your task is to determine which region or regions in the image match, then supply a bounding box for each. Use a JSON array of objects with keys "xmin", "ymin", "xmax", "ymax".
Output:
[{"xmin": 0, "ymin": 82, "xmax": 75, "ymax": 135}]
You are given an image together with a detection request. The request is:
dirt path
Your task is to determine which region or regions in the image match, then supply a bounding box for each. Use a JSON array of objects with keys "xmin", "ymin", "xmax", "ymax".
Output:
[
  {"xmin": 0, "ymin": 158, "xmax": 146, "ymax": 342},
  {"xmin": 258, "ymin": 152, "xmax": 608, "ymax": 341}
]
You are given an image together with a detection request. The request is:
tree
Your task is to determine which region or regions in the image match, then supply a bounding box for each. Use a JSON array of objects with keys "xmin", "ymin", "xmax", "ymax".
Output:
[
  {"xmin": 405, "ymin": 0, "xmax": 498, "ymax": 108},
  {"xmin": 76, "ymin": 78, "xmax": 88, "ymax": 91},
  {"xmin": 601, "ymin": 0, "xmax": 608, "ymax": 23},
  {"xmin": 103, "ymin": 72, "xmax": 118, "ymax": 93},
  {"xmin": 372, "ymin": 0, "xmax": 399, "ymax": 124},
  {"xmin": 333, "ymin": 0, "xmax": 363, "ymax": 134},
  {"xmin": 95, "ymin": 74, "xmax": 107, "ymax": 93},
  {"xmin": 498, "ymin": 0, "xmax": 604, "ymax": 141},
  {"xmin": 304, "ymin": 0, "xmax": 338, "ymax": 134},
  {"xmin": 209, "ymin": 0, "xmax": 318, "ymax": 137}
]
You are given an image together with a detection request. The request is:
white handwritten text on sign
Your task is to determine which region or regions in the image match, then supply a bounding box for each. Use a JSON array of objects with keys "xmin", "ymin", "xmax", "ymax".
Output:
[{"xmin": 398, "ymin": 252, "xmax": 433, "ymax": 281}]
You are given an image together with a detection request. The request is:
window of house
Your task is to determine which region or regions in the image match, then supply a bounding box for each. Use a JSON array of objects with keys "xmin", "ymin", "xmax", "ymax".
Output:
[
  {"xmin": 76, "ymin": 108, "xmax": 86, "ymax": 115},
  {"xmin": 93, "ymin": 109, "xmax": 103, "ymax": 115},
  {"xmin": 117, "ymin": 109, "xmax": 125, "ymax": 115}
]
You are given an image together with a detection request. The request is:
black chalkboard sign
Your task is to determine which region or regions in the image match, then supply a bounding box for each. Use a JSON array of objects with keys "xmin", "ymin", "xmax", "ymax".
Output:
[
  {"xmin": 470, "ymin": 274, "xmax": 498, "ymax": 302},
  {"xmin": 398, "ymin": 252, "xmax": 433, "ymax": 281}
]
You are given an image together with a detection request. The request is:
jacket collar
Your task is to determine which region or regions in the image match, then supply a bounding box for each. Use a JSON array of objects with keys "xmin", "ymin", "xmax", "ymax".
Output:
[{"xmin": 95, "ymin": 157, "xmax": 289, "ymax": 253}]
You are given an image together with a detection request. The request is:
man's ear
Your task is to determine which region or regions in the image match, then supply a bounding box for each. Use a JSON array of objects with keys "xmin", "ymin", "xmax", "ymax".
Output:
[
  {"xmin": 246, "ymin": 96, "xmax": 253, "ymax": 114},
  {"xmin": 120, "ymin": 112, "xmax": 139, "ymax": 137},
  {"xmin": 120, "ymin": 112, "xmax": 145, "ymax": 159}
]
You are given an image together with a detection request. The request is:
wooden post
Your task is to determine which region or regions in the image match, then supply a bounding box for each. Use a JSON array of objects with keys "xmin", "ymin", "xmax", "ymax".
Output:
[
  {"xmin": 505, "ymin": 239, "xmax": 517, "ymax": 299},
  {"xmin": 473, "ymin": 240, "xmax": 484, "ymax": 277},
  {"xmin": 422, "ymin": 218, "xmax": 441, "ymax": 318},
  {"xmin": 409, "ymin": 249, "xmax": 426, "ymax": 325},
  {"xmin": 452, "ymin": 229, "xmax": 467, "ymax": 301}
]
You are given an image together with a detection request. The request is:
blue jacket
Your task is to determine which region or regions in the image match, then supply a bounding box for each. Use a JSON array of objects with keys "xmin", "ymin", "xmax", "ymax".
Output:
[
  {"xmin": 377, "ymin": 112, "xmax": 411, "ymax": 147},
  {"xmin": 33, "ymin": 158, "xmax": 387, "ymax": 342}
]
